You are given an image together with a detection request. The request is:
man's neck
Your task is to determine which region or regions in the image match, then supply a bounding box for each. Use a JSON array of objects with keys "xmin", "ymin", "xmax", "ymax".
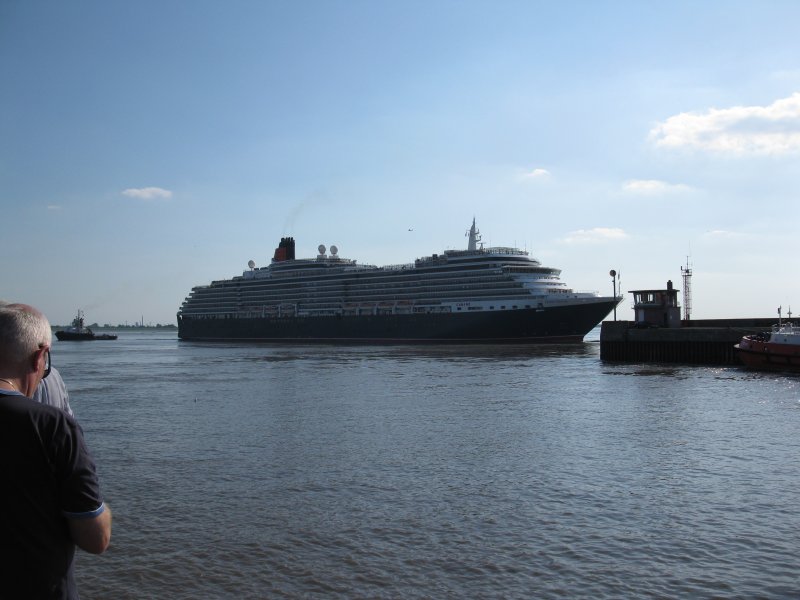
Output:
[
  {"xmin": 0, "ymin": 376, "xmax": 21, "ymax": 393},
  {"xmin": 0, "ymin": 372, "xmax": 37, "ymax": 397}
]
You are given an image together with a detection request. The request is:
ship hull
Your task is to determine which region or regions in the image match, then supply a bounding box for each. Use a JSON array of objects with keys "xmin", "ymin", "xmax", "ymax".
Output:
[
  {"xmin": 178, "ymin": 300, "xmax": 617, "ymax": 343},
  {"xmin": 55, "ymin": 331, "xmax": 96, "ymax": 341},
  {"xmin": 55, "ymin": 331, "xmax": 118, "ymax": 341},
  {"xmin": 735, "ymin": 340, "xmax": 800, "ymax": 372}
]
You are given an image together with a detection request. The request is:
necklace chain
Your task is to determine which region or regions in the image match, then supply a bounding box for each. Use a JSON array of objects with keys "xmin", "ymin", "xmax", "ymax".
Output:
[{"xmin": 0, "ymin": 377, "xmax": 18, "ymax": 392}]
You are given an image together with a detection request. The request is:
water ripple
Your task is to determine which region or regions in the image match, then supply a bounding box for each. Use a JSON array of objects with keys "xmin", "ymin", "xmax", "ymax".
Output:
[{"xmin": 54, "ymin": 332, "xmax": 800, "ymax": 598}]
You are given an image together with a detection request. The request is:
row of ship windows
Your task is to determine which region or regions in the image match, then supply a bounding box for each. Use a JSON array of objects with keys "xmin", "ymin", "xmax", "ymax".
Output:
[
  {"xmin": 192, "ymin": 280, "xmax": 529, "ymax": 300},
  {"xmin": 221, "ymin": 274, "xmax": 521, "ymax": 293},
  {"xmin": 186, "ymin": 291, "xmax": 536, "ymax": 310},
  {"xmin": 234, "ymin": 265, "xmax": 553, "ymax": 286},
  {"xmin": 265, "ymin": 259, "xmax": 533, "ymax": 277},
  {"xmin": 182, "ymin": 297, "xmax": 540, "ymax": 314},
  {"xmin": 239, "ymin": 285, "xmax": 523, "ymax": 301},
  {"xmin": 228, "ymin": 267, "xmax": 559, "ymax": 287},
  {"xmin": 223, "ymin": 264, "xmax": 548, "ymax": 290},
  {"xmin": 181, "ymin": 303, "xmax": 541, "ymax": 317}
]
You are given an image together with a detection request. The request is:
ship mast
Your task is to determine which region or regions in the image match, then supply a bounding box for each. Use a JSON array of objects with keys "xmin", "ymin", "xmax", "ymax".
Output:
[{"xmin": 466, "ymin": 218, "xmax": 482, "ymax": 251}]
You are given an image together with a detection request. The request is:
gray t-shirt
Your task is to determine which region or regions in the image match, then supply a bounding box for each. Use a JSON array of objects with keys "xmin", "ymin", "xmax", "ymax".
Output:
[{"xmin": 32, "ymin": 367, "xmax": 74, "ymax": 417}]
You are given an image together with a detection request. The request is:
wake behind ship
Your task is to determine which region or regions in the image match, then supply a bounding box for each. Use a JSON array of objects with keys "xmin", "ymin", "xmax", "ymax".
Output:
[{"xmin": 177, "ymin": 220, "xmax": 621, "ymax": 343}]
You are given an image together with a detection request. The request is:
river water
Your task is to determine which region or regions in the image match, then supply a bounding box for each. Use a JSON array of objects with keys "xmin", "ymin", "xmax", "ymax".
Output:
[{"xmin": 52, "ymin": 329, "xmax": 800, "ymax": 599}]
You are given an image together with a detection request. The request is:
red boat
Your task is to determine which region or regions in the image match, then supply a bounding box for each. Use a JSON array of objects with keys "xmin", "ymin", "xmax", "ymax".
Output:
[{"xmin": 735, "ymin": 322, "xmax": 800, "ymax": 371}]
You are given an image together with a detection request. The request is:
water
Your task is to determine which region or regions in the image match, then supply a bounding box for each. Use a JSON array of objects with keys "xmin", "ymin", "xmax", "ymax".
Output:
[{"xmin": 51, "ymin": 329, "xmax": 800, "ymax": 598}]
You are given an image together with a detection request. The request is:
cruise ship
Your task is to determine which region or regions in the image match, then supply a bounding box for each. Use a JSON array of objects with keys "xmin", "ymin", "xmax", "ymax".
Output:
[{"xmin": 177, "ymin": 220, "xmax": 621, "ymax": 342}]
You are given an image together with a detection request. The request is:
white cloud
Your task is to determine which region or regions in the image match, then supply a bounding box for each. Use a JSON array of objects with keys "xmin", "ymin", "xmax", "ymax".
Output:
[
  {"xmin": 622, "ymin": 179, "xmax": 691, "ymax": 194},
  {"xmin": 650, "ymin": 92, "xmax": 800, "ymax": 155},
  {"xmin": 518, "ymin": 167, "xmax": 550, "ymax": 181},
  {"xmin": 47, "ymin": 204, "xmax": 61, "ymax": 211},
  {"xmin": 562, "ymin": 227, "xmax": 628, "ymax": 244},
  {"xmin": 528, "ymin": 167, "xmax": 550, "ymax": 178},
  {"xmin": 701, "ymin": 229, "xmax": 748, "ymax": 240},
  {"xmin": 122, "ymin": 187, "xmax": 173, "ymax": 200}
]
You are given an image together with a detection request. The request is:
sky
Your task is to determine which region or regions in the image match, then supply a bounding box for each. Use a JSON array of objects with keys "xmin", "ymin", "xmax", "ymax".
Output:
[{"xmin": 2, "ymin": 1, "xmax": 800, "ymax": 326}]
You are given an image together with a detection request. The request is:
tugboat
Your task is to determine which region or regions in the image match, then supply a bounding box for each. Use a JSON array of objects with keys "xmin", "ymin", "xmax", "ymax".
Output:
[
  {"xmin": 55, "ymin": 310, "xmax": 118, "ymax": 341},
  {"xmin": 735, "ymin": 308, "xmax": 800, "ymax": 372}
]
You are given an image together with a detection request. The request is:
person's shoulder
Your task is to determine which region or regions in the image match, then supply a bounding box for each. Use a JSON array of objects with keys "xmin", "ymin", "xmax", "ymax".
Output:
[
  {"xmin": 0, "ymin": 391, "xmax": 35, "ymax": 410},
  {"xmin": 36, "ymin": 367, "xmax": 68, "ymax": 394},
  {"xmin": 1, "ymin": 392, "xmax": 72, "ymax": 423},
  {"xmin": 46, "ymin": 366, "xmax": 66, "ymax": 383},
  {"xmin": 32, "ymin": 367, "xmax": 73, "ymax": 414}
]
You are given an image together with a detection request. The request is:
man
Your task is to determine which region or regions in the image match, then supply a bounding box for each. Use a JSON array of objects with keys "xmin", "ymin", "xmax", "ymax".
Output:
[
  {"xmin": 32, "ymin": 366, "xmax": 74, "ymax": 416},
  {"xmin": 0, "ymin": 300, "xmax": 73, "ymax": 415},
  {"xmin": 0, "ymin": 303, "xmax": 111, "ymax": 598}
]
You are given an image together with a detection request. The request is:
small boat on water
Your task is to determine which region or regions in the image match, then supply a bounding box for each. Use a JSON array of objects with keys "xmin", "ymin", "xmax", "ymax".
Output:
[
  {"xmin": 55, "ymin": 310, "xmax": 118, "ymax": 341},
  {"xmin": 735, "ymin": 318, "xmax": 800, "ymax": 372}
]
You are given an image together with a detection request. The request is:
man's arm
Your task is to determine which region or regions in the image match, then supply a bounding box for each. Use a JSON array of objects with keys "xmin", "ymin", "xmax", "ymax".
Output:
[{"xmin": 67, "ymin": 505, "xmax": 112, "ymax": 554}]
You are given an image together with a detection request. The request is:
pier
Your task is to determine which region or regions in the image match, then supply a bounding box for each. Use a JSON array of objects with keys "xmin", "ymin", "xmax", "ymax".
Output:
[
  {"xmin": 600, "ymin": 318, "xmax": 778, "ymax": 365},
  {"xmin": 599, "ymin": 279, "xmax": 783, "ymax": 365}
]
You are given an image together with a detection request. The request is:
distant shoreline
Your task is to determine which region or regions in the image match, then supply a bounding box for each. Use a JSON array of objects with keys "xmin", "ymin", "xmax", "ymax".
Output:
[{"xmin": 51, "ymin": 324, "xmax": 177, "ymax": 330}]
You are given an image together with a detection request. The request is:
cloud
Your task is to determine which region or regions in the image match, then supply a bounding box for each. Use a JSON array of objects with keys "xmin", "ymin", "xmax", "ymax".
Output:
[
  {"xmin": 47, "ymin": 204, "xmax": 61, "ymax": 211},
  {"xmin": 518, "ymin": 167, "xmax": 550, "ymax": 182},
  {"xmin": 622, "ymin": 179, "xmax": 691, "ymax": 194},
  {"xmin": 650, "ymin": 92, "xmax": 800, "ymax": 155},
  {"xmin": 122, "ymin": 187, "xmax": 173, "ymax": 200},
  {"xmin": 701, "ymin": 229, "xmax": 748, "ymax": 240},
  {"xmin": 562, "ymin": 227, "xmax": 628, "ymax": 244},
  {"xmin": 525, "ymin": 168, "xmax": 550, "ymax": 178}
]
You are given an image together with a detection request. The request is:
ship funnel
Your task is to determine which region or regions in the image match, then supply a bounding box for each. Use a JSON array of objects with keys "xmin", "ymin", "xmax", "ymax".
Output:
[{"xmin": 273, "ymin": 237, "xmax": 296, "ymax": 262}]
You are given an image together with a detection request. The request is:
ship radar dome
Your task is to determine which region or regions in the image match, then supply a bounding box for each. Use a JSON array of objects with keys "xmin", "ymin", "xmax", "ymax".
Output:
[
  {"xmin": 330, "ymin": 245, "xmax": 338, "ymax": 255},
  {"xmin": 318, "ymin": 244, "xmax": 326, "ymax": 255},
  {"xmin": 248, "ymin": 260, "xmax": 256, "ymax": 269}
]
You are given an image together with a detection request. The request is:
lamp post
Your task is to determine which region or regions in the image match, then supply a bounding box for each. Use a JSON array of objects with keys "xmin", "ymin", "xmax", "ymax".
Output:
[{"xmin": 610, "ymin": 269, "xmax": 617, "ymax": 321}]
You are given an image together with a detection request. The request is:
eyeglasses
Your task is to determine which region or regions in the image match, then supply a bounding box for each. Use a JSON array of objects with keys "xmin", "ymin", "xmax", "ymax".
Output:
[{"xmin": 42, "ymin": 348, "xmax": 51, "ymax": 380}]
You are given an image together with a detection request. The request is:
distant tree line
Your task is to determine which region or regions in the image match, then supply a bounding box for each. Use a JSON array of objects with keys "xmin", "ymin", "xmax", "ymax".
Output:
[
  {"xmin": 101, "ymin": 323, "xmax": 178, "ymax": 329},
  {"xmin": 52, "ymin": 323, "xmax": 177, "ymax": 329}
]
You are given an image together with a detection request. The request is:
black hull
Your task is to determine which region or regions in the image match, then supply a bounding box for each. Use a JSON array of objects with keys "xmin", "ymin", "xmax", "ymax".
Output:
[
  {"xmin": 55, "ymin": 331, "xmax": 95, "ymax": 341},
  {"xmin": 55, "ymin": 331, "xmax": 117, "ymax": 341},
  {"xmin": 178, "ymin": 300, "xmax": 617, "ymax": 343}
]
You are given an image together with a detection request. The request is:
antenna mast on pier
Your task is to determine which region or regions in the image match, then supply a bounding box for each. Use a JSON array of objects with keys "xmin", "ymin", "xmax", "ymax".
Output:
[{"xmin": 681, "ymin": 257, "xmax": 692, "ymax": 321}]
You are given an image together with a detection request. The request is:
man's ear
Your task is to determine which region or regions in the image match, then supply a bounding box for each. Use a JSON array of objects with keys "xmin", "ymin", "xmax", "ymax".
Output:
[
  {"xmin": 20, "ymin": 347, "xmax": 47, "ymax": 397},
  {"xmin": 31, "ymin": 346, "xmax": 47, "ymax": 374}
]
